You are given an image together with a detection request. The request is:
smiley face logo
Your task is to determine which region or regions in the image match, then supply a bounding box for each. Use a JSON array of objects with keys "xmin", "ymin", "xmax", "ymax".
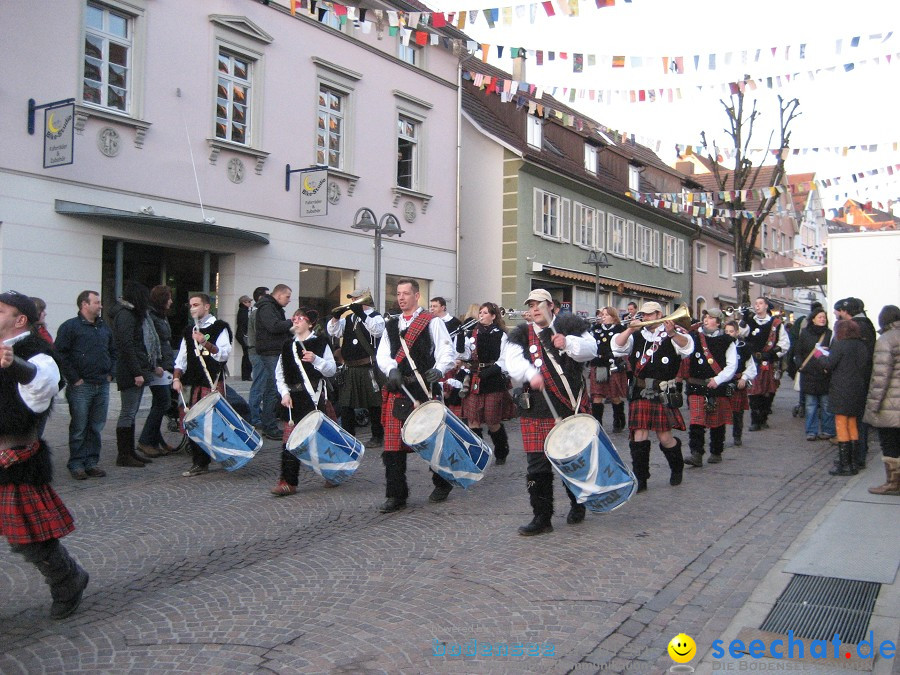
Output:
[{"xmin": 667, "ymin": 633, "xmax": 696, "ymax": 663}]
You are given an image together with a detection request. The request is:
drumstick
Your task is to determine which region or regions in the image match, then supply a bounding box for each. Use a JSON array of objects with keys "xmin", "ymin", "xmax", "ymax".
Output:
[
  {"xmin": 401, "ymin": 384, "xmax": 421, "ymax": 408},
  {"xmin": 288, "ymin": 401, "xmax": 294, "ymax": 427},
  {"xmin": 541, "ymin": 386, "xmax": 561, "ymax": 423}
]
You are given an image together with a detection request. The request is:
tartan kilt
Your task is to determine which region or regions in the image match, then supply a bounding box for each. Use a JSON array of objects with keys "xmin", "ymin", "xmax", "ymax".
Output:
[
  {"xmin": 446, "ymin": 402, "xmax": 463, "ymax": 418},
  {"xmin": 628, "ymin": 399, "xmax": 686, "ymax": 432},
  {"xmin": 380, "ymin": 390, "xmax": 414, "ymax": 453},
  {"xmin": 688, "ymin": 394, "xmax": 733, "ymax": 427},
  {"xmin": 590, "ymin": 368, "xmax": 628, "ymax": 400},
  {"xmin": 749, "ymin": 366, "xmax": 778, "ymax": 396},
  {"xmin": 0, "ymin": 483, "xmax": 75, "ymax": 545},
  {"xmin": 521, "ymin": 416, "xmax": 559, "ymax": 453},
  {"xmin": 338, "ymin": 365, "xmax": 382, "ymax": 409},
  {"xmin": 462, "ymin": 390, "xmax": 514, "ymax": 427},
  {"xmin": 730, "ymin": 386, "xmax": 750, "ymax": 411}
]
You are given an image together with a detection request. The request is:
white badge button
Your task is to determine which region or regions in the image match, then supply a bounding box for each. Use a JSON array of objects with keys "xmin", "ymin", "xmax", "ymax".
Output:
[
  {"xmin": 661, "ymin": 356, "xmax": 670, "ymax": 364},
  {"xmin": 534, "ymin": 358, "xmax": 543, "ymax": 367},
  {"xmin": 529, "ymin": 345, "xmax": 538, "ymax": 354},
  {"xmin": 352, "ymin": 339, "xmax": 359, "ymax": 345}
]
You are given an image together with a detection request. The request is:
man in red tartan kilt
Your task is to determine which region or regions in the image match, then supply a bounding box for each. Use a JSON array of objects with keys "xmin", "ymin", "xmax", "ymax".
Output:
[
  {"xmin": 724, "ymin": 321, "xmax": 757, "ymax": 446},
  {"xmin": 739, "ymin": 298, "xmax": 790, "ymax": 431},
  {"xmin": 613, "ymin": 302, "xmax": 693, "ymax": 492},
  {"xmin": 0, "ymin": 291, "xmax": 89, "ymax": 620},
  {"xmin": 505, "ymin": 290, "xmax": 596, "ymax": 536},
  {"xmin": 588, "ymin": 307, "xmax": 629, "ymax": 433},
  {"xmin": 375, "ymin": 280, "xmax": 455, "ymax": 513},
  {"xmin": 681, "ymin": 310, "xmax": 738, "ymax": 467}
]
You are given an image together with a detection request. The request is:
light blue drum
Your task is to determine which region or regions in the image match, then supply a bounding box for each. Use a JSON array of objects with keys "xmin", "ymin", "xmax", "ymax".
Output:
[
  {"xmin": 544, "ymin": 414, "xmax": 636, "ymax": 513},
  {"xmin": 183, "ymin": 392, "xmax": 262, "ymax": 471},
  {"xmin": 286, "ymin": 410, "xmax": 364, "ymax": 485},
  {"xmin": 401, "ymin": 400, "xmax": 492, "ymax": 489}
]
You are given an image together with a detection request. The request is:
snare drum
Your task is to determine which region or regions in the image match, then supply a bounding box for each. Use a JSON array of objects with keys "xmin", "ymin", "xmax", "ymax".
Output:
[
  {"xmin": 183, "ymin": 392, "xmax": 262, "ymax": 471},
  {"xmin": 401, "ymin": 400, "xmax": 491, "ymax": 489},
  {"xmin": 286, "ymin": 410, "xmax": 364, "ymax": 485},
  {"xmin": 544, "ymin": 414, "xmax": 635, "ymax": 512}
]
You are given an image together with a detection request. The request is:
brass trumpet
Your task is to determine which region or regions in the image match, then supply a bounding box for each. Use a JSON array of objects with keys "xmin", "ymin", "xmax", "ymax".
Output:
[
  {"xmin": 330, "ymin": 289, "xmax": 374, "ymax": 316},
  {"xmin": 499, "ymin": 307, "xmax": 529, "ymax": 319},
  {"xmin": 723, "ymin": 304, "xmax": 751, "ymax": 317},
  {"xmin": 628, "ymin": 304, "xmax": 692, "ymax": 329}
]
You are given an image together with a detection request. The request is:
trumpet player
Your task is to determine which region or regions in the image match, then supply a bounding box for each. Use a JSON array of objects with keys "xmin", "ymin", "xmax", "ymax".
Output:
[
  {"xmin": 739, "ymin": 298, "xmax": 790, "ymax": 432},
  {"xmin": 588, "ymin": 307, "xmax": 628, "ymax": 433},
  {"xmin": 612, "ymin": 302, "xmax": 693, "ymax": 493}
]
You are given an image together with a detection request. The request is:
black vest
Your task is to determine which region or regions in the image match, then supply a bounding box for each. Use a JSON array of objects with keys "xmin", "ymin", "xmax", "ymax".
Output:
[
  {"xmin": 630, "ymin": 331, "xmax": 683, "ymax": 381},
  {"xmin": 0, "ymin": 333, "xmax": 55, "ymax": 486},
  {"xmin": 386, "ymin": 316, "xmax": 436, "ymax": 376},
  {"xmin": 444, "ymin": 316, "xmax": 465, "ymax": 353},
  {"xmin": 590, "ymin": 322, "xmax": 625, "ymax": 365},
  {"xmin": 280, "ymin": 334, "xmax": 329, "ymax": 416},
  {"xmin": 340, "ymin": 312, "xmax": 380, "ymax": 361},
  {"xmin": 182, "ymin": 320, "xmax": 232, "ymax": 387},
  {"xmin": 687, "ymin": 331, "xmax": 734, "ymax": 394},
  {"xmin": 745, "ymin": 316, "xmax": 778, "ymax": 353},
  {"xmin": 471, "ymin": 325, "xmax": 506, "ymax": 393},
  {"xmin": 734, "ymin": 340, "xmax": 752, "ymax": 378}
]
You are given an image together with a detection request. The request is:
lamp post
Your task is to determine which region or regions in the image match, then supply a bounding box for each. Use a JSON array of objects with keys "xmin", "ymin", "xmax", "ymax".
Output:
[
  {"xmin": 584, "ymin": 249, "xmax": 612, "ymax": 314},
  {"xmin": 352, "ymin": 207, "xmax": 405, "ymax": 312}
]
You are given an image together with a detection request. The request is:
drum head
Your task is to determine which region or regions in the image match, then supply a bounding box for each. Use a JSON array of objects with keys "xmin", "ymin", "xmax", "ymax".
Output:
[
  {"xmin": 545, "ymin": 415, "xmax": 599, "ymax": 461},
  {"xmin": 183, "ymin": 392, "xmax": 222, "ymax": 423},
  {"xmin": 287, "ymin": 410, "xmax": 325, "ymax": 448},
  {"xmin": 401, "ymin": 400, "xmax": 445, "ymax": 445}
]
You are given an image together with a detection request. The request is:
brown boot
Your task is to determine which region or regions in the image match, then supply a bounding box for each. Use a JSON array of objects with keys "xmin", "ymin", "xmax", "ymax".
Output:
[
  {"xmin": 115, "ymin": 427, "xmax": 145, "ymax": 468},
  {"xmin": 868, "ymin": 456, "xmax": 900, "ymax": 496}
]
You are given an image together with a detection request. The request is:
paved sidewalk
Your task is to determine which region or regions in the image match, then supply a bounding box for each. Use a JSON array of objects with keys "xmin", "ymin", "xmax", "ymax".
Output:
[{"xmin": 0, "ymin": 384, "xmax": 895, "ymax": 673}]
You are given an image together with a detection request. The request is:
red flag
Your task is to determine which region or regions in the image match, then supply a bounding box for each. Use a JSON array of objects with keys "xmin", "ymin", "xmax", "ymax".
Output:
[
  {"xmin": 542, "ymin": 1, "xmax": 555, "ymax": 16},
  {"xmin": 333, "ymin": 3, "xmax": 347, "ymax": 15},
  {"xmin": 431, "ymin": 13, "xmax": 446, "ymax": 28},
  {"xmin": 415, "ymin": 31, "xmax": 428, "ymax": 46}
]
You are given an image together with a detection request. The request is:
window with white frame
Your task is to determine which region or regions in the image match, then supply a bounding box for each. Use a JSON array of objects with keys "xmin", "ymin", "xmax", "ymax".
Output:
[
  {"xmin": 320, "ymin": 9, "xmax": 343, "ymax": 30},
  {"xmin": 607, "ymin": 214, "xmax": 626, "ymax": 257},
  {"xmin": 663, "ymin": 234, "xmax": 685, "ymax": 272},
  {"xmin": 695, "ymin": 242, "xmax": 707, "ymax": 272},
  {"xmin": 625, "ymin": 220, "xmax": 635, "ymax": 259},
  {"xmin": 83, "ymin": 2, "xmax": 132, "ymax": 112},
  {"xmin": 772, "ymin": 230, "xmax": 779, "ymax": 252},
  {"xmin": 573, "ymin": 203, "xmax": 597, "ymax": 249},
  {"xmin": 215, "ymin": 50, "xmax": 252, "ymax": 145},
  {"xmin": 317, "ymin": 84, "xmax": 345, "ymax": 169},
  {"xmin": 534, "ymin": 189, "xmax": 560, "ymax": 239},
  {"xmin": 397, "ymin": 114, "xmax": 418, "ymax": 189},
  {"xmin": 628, "ymin": 165, "xmax": 641, "ymax": 191},
  {"xmin": 718, "ymin": 250, "xmax": 728, "ymax": 277},
  {"xmin": 398, "ymin": 43, "xmax": 422, "ymax": 66},
  {"xmin": 635, "ymin": 224, "xmax": 654, "ymax": 265},
  {"xmin": 527, "ymin": 116, "xmax": 542, "ymax": 148},
  {"xmin": 584, "ymin": 144, "xmax": 598, "ymax": 174}
]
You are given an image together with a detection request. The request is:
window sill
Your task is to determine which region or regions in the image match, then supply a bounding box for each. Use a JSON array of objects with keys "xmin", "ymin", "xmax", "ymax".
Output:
[
  {"xmin": 392, "ymin": 186, "xmax": 432, "ymax": 213},
  {"xmin": 207, "ymin": 139, "xmax": 269, "ymax": 175},
  {"xmin": 74, "ymin": 104, "xmax": 152, "ymax": 149},
  {"xmin": 697, "ymin": 268, "xmax": 708, "ymax": 274},
  {"xmin": 327, "ymin": 168, "xmax": 360, "ymax": 196}
]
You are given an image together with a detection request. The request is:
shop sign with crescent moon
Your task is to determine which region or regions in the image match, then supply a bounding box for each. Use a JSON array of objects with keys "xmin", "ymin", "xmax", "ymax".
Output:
[
  {"xmin": 44, "ymin": 102, "xmax": 75, "ymax": 168},
  {"xmin": 298, "ymin": 168, "xmax": 328, "ymax": 217}
]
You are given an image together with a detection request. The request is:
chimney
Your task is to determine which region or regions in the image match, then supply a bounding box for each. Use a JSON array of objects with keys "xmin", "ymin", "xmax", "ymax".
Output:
[
  {"xmin": 512, "ymin": 49, "xmax": 526, "ymax": 82},
  {"xmin": 676, "ymin": 161, "xmax": 694, "ymax": 175}
]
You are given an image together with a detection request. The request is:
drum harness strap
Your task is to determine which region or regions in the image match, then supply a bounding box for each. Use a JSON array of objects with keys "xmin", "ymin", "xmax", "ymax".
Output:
[
  {"xmin": 180, "ymin": 322, "xmax": 219, "ymax": 410},
  {"xmin": 398, "ymin": 334, "xmax": 432, "ymax": 406},
  {"xmin": 531, "ymin": 320, "xmax": 583, "ymax": 423},
  {"xmin": 292, "ymin": 339, "xmax": 324, "ymax": 409}
]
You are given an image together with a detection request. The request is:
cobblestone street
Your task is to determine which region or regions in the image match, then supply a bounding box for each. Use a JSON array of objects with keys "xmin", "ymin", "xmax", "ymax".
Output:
[{"xmin": 0, "ymin": 388, "xmax": 858, "ymax": 673}]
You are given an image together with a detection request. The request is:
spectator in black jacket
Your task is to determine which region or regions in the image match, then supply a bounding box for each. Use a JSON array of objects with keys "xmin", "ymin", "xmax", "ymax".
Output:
[
  {"xmin": 236, "ymin": 295, "xmax": 252, "ymax": 381},
  {"xmin": 250, "ymin": 284, "xmax": 293, "ymax": 439},
  {"xmin": 136, "ymin": 285, "xmax": 175, "ymax": 457},
  {"xmin": 793, "ymin": 308, "xmax": 834, "ymax": 441},
  {"xmin": 55, "ymin": 290, "xmax": 116, "ymax": 480},
  {"xmin": 834, "ymin": 297, "xmax": 877, "ymax": 467}
]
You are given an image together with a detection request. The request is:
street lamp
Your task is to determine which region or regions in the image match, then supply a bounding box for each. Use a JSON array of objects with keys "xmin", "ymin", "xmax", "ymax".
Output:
[
  {"xmin": 352, "ymin": 207, "xmax": 405, "ymax": 312},
  {"xmin": 583, "ymin": 249, "xmax": 612, "ymax": 314}
]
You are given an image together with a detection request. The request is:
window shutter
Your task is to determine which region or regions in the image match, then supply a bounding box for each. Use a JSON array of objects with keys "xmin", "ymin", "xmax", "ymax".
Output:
[
  {"xmin": 596, "ymin": 211, "xmax": 606, "ymax": 250},
  {"xmin": 533, "ymin": 189, "xmax": 542, "ymax": 236},
  {"xmin": 626, "ymin": 220, "xmax": 635, "ymax": 259},
  {"xmin": 652, "ymin": 229, "xmax": 660, "ymax": 266},
  {"xmin": 561, "ymin": 198, "xmax": 571, "ymax": 242},
  {"xmin": 677, "ymin": 238, "xmax": 685, "ymax": 272}
]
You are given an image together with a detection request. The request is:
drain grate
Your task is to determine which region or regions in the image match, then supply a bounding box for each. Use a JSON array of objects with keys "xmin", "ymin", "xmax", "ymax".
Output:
[{"xmin": 760, "ymin": 574, "xmax": 880, "ymax": 644}]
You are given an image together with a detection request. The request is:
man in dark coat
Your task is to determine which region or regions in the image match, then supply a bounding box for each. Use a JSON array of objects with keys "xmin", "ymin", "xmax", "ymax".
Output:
[{"xmin": 251, "ymin": 285, "xmax": 293, "ymax": 440}]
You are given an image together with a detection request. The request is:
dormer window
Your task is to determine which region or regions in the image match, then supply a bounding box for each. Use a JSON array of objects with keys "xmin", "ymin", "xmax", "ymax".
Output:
[
  {"xmin": 628, "ymin": 164, "xmax": 640, "ymax": 191},
  {"xmin": 584, "ymin": 144, "xmax": 598, "ymax": 174},
  {"xmin": 527, "ymin": 115, "xmax": 542, "ymax": 149}
]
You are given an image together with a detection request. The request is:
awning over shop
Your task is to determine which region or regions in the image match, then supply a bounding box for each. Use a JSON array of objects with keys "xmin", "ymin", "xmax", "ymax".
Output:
[
  {"xmin": 732, "ymin": 264, "xmax": 826, "ymax": 290},
  {"xmin": 55, "ymin": 200, "xmax": 270, "ymax": 245},
  {"xmin": 537, "ymin": 263, "xmax": 681, "ymax": 299}
]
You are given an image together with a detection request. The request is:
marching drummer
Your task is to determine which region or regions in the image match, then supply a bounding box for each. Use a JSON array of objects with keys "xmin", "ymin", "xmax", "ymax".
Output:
[
  {"xmin": 173, "ymin": 293, "xmax": 233, "ymax": 478},
  {"xmin": 376, "ymin": 279, "xmax": 454, "ymax": 513},
  {"xmin": 270, "ymin": 308, "xmax": 336, "ymax": 496},
  {"xmin": 504, "ymin": 289, "xmax": 596, "ymax": 536}
]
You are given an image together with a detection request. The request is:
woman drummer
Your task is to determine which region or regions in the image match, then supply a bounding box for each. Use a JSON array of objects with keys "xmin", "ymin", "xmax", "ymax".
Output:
[
  {"xmin": 589, "ymin": 306, "xmax": 628, "ymax": 432},
  {"xmin": 460, "ymin": 302, "xmax": 512, "ymax": 464},
  {"xmin": 270, "ymin": 308, "xmax": 337, "ymax": 496}
]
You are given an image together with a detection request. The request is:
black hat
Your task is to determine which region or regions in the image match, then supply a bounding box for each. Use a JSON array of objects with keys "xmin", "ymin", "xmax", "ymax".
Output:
[
  {"xmin": 835, "ymin": 297, "xmax": 862, "ymax": 315},
  {"xmin": 0, "ymin": 290, "xmax": 39, "ymax": 324}
]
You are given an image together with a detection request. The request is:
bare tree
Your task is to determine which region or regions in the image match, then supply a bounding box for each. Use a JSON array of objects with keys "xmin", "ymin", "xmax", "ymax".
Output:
[{"xmin": 701, "ymin": 90, "xmax": 801, "ymax": 304}]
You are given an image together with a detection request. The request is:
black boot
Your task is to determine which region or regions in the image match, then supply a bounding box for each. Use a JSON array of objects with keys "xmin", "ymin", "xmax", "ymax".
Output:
[
  {"xmin": 732, "ymin": 411, "xmax": 743, "ymax": 446},
  {"xmin": 748, "ymin": 402, "xmax": 762, "ymax": 431},
  {"xmin": 129, "ymin": 424, "xmax": 153, "ymax": 463},
  {"xmin": 630, "ymin": 440, "xmax": 651, "ymax": 492},
  {"xmin": 684, "ymin": 425, "xmax": 705, "ymax": 467},
  {"xmin": 612, "ymin": 402, "xmax": 626, "ymax": 433},
  {"xmin": 428, "ymin": 470, "xmax": 453, "ymax": 502},
  {"xmin": 851, "ymin": 440, "xmax": 867, "ymax": 471},
  {"xmin": 470, "ymin": 427, "xmax": 484, "ymax": 438},
  {"xmin": 26, "ymin": 540, "xmax": 90, "ymax": 620},
  {"xmin": 661, "ymin": 438, "xmax": 684, "ymax": 486},
  {"xmin": 829, "ymin": 442, "xmax": 858, "ymax": 476},
  {"xmin": 708, "ymin": 426, "xmax": 725, "ymax": 464},
  {"xmin": 488, "ymin": 426, "xmax": 510, "ymax": 465},
  {"xmin": 115, "ymin": 426, "xmax": 144, "ymax": 467},
  {"xmin": 564, "ymin": 484, "xmax": 586, "ymax": 524},
  {"xmin": 380, "ymin": 452, "xmax": 409, "ymax": 512},
  {"xmin": 340, "ymin": 406, "xmax": 357, "ymax": 437},
  {"xmin": 591, "ymin": 402, "xmax": 605, "ymax": 427},
  {"xmin": 518, "ymin": 473, "xmax": 554, "ymax": 535}
]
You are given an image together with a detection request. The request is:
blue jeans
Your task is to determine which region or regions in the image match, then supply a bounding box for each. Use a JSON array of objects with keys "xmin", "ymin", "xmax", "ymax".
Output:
[
  {"xmin": 250, "ymin": 354, "xmax": 279, "ymax": 433},
  {"xmin": 248, "ymin": 353, "xmax": 264, "ymax": 426},
  {"xmin": 117, "ymin": 385, "xmax": 145, "ymax": 428},
  {"xmin": 805, "ymin": 394, "xmax": 836, "ymax": 437},
  {"xmin": 138, "ymin": 384, "xmax": 170, "ymax": 447},
  {"xmin": 66, "ymin": 381, "xmax": 110, "ymax": 471}
]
